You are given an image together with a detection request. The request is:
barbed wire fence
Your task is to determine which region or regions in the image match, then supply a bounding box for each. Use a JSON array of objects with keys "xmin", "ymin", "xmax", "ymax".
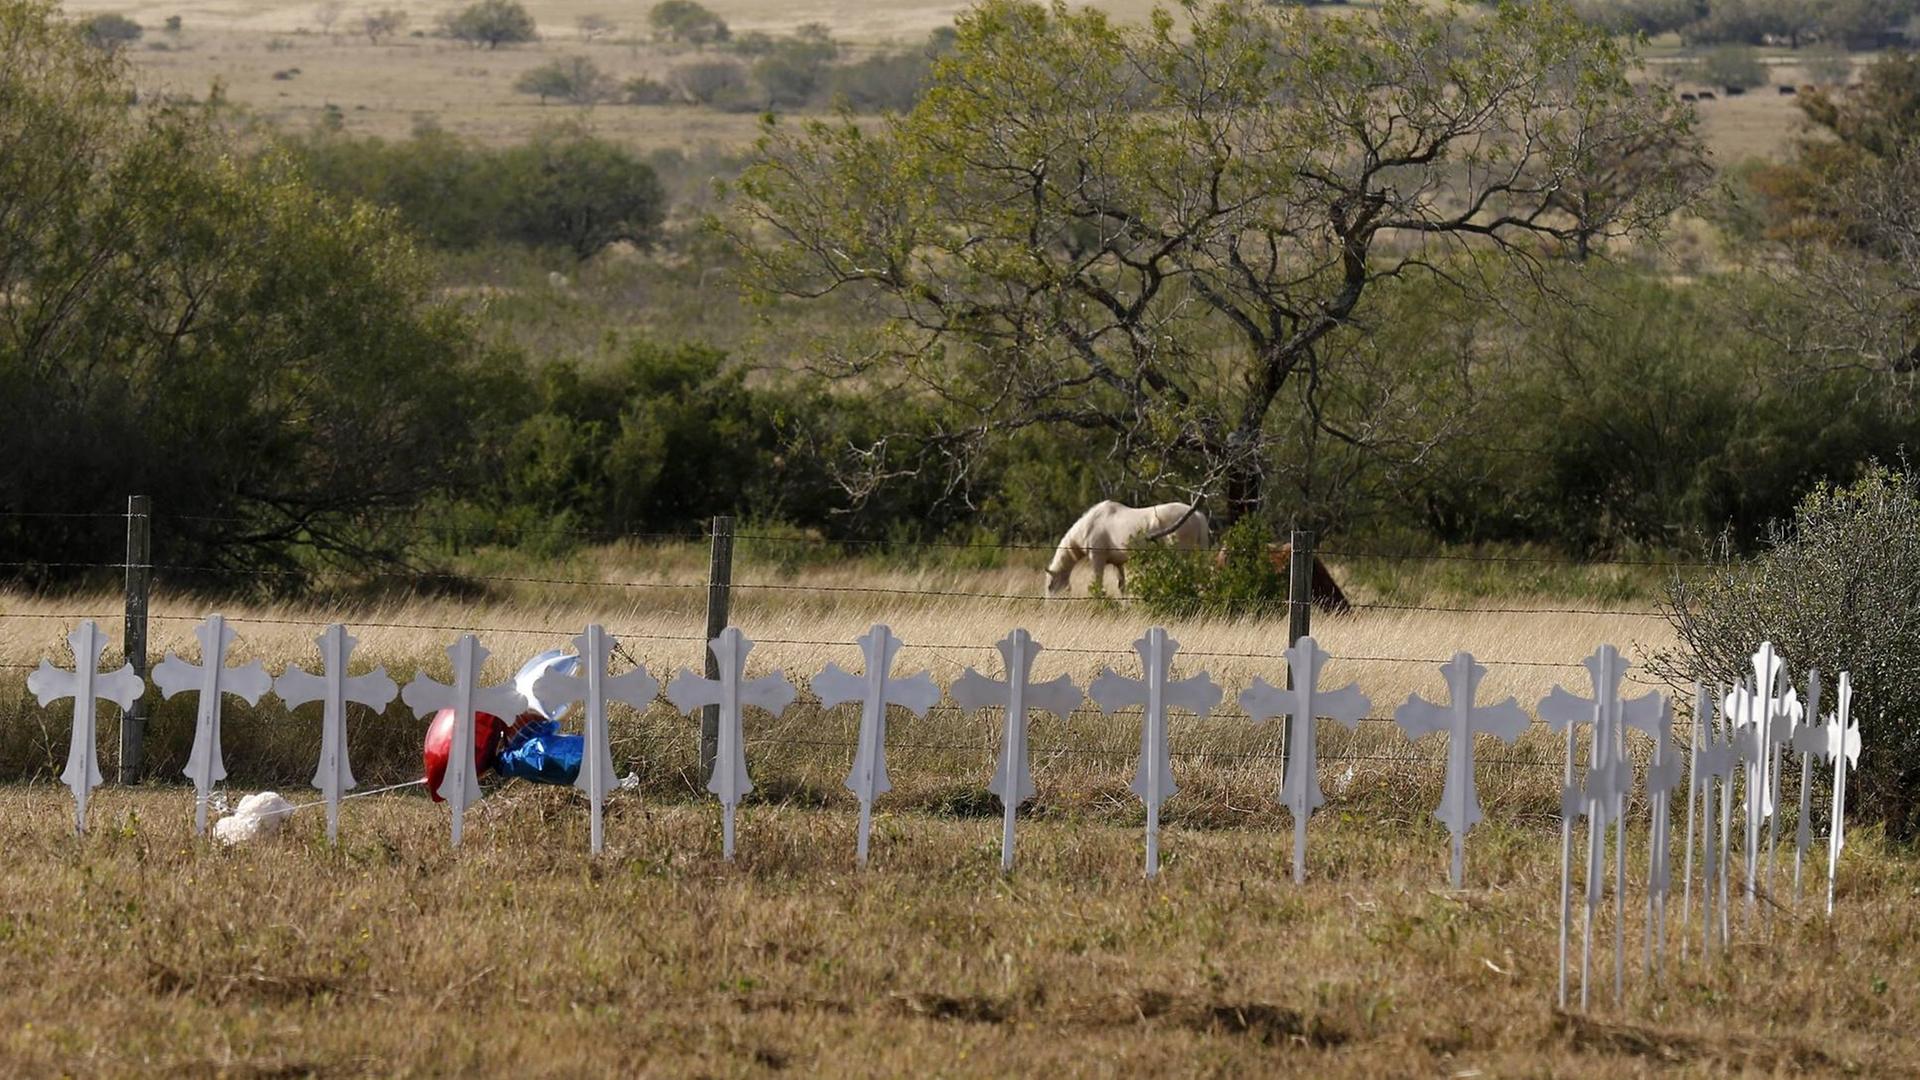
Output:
[{"xmin": 0, "ymin": 499, "xmax": 1708, "ymax": 797}]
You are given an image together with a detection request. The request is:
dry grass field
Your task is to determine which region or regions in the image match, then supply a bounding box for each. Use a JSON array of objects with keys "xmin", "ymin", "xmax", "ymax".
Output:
[
  {"xmin": 1, "ymin": 547, "xmax": 1915, "ymax": 1073},
  {"xmin": 0, "ymin": 787, "xmax": 1911, "ymax": 1076},
  {"xmin": 53, "ymin": 0, "xmax": 1840, "ymax": 160}
]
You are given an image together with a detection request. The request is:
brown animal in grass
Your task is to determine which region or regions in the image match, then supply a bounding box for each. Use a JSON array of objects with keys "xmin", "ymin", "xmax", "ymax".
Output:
[{"xmin": 1213, "ymin": 543, "xmax": 1352, "ymax": 614}]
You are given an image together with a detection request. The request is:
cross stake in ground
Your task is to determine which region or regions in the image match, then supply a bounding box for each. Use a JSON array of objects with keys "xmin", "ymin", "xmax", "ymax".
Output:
[
  {"xmin": 275, "ymin": 624, "xmax": 398, "ymax": 845},
  {"xmin": 401, "ymin": 635, "xmax": 525, "ymax": 848},
  {"xmin": 951, "ymin": 629, "xmax": 1081, "ymax": 873},
  {"xmin": 27, "ymin": 620, "xmax": 144, "ymax": 835},
  {"xmin": 535, "ymin": 625, "xmax": 659, "ymax": 855},
  {"xmin": 1790, "ymin": 668, "xmax": 1827, "ymax": 907},
  {"xmin": 153, "ymin": 614, "xmax": 272, "ymax": 835},
  {"xmin": 1824, "ymin": 672, "xmax": 1861, "ymax": 916},
  {"xmin": 665, "ymin": 627, "xmax": 795, "ymax": 860},
  {"xmin": 813, "ymin": 624, "xmax": 941, "ymax": 866},
  {"xmin": 1633, "ymin": 696, "xmax": 1681, "ymax": 979},
  {"xmin": 1090, "ymin": 627, "xmax": 1221, "ymax": 879},
  {"xmin": 1398, "ymin": 651, "xmax": 1529, "ymax": 891},
  {"xmin": 1239, "ymin": 635, "xmax": 1371, "ymax": 885}
]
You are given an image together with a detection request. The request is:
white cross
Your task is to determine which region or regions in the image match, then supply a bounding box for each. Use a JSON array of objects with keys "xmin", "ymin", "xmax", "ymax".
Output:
[
  {"xmin": 664, "ymin": 627, "xmax": 795, "ymax": 861},
  {"xmin": 1726, "ymin": 641, "xmax": 1791, "ymax": 913},
  {"xmin": 1682, "ymin": 681, "xmax": 1738, "ymax": 965},
  {"xmin": 1539, "ymin": 644, "xmax": 1655, "ymax": 1008},
  {"xmin": 1395, "ymin": 651, "xmax": 1529, "ymax": 890},
  {"xmin": 1089, "ymin": 627, "xmax": 1221, "ymax": 879},
  {"xmin": 951, "ymin": 629, "xmax": 1082, "ymax": 873},
  {"xmin": 1238, "ymin": 635, "xmax": 1371, "ymax": 885},
  {"xmin": 1630, "ymin": 695, "xmax": 1681, "ymax": 979},
  {"xmin": 27, "ymin": 621, "xmax": 144, "ymax": 835},
  {"xmin": 812, "ymin": 624, "xmax": 941, "ymax": 866},
  {"xmin": 275, "ymin": 625, "xmax": 398, "ymax": 845},
  {"xmin": 532, "ymin": 625, "xmax": 658, "ymax": 856},
  {"xmin": 400, "ymin": 635, "xmax": 525, "ymax": 847},
  {"xmin": 1824, "ymin": 671, "xmax": 1860, "ymax": 916},
  {"xmin": 153, "ymin": 614, "xmax": 272, "ymax": 836},
  {"xmin": 1789, "ymin": 668, "xmax": 1827, "ymax": 906}
]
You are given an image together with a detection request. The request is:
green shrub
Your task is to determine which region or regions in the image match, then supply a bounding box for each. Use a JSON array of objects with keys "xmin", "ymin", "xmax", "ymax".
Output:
[
  {"xmin": 648, "ymin": 0, "xmax": 728, "ymax": 45},
  {"xmin": 1691, "ymin": 44, "xmax": 1769, "ymax": 90},
  {"xmin": 1129, "ymin": 518, "xmax": 1286, "ymax": 620},
  {"xmin": 1658, "ymin": 464, "xmax": 1920, "ymax": 838},
  {"xmin": 441, "ymin": 0, "xmax": 536, "ymax": 48},
  {"xmin": 514, "ymin": 56, "xmax": 609, "ymax": 104},
  {"xmin": 287, "ymin": 127, "xmax": 664, "ymax": 257},
  {"xmin": 80, "ymin": 11, "xmax": 141, "ymax": 49}
]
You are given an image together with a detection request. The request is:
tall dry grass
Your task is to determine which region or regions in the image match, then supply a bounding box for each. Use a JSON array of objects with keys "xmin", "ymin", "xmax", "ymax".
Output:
[{"xmin": 0, "ymin": 787, "xmax": 1908, "ymax": 1076}]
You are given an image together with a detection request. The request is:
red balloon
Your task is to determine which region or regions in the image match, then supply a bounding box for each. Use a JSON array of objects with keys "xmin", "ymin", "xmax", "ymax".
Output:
[{"xmin": 423, "ymin": 709, "xmax": 508, "ymax": 803}]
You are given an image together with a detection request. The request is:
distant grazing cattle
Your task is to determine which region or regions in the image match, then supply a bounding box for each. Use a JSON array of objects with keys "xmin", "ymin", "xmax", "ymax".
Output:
[
  {"xmin": 1779, "ymin": 84, "xmax": 1796, "ymax": 94},
  {"xmin": 1699, "ymin": 91, "xmax": 1717, "ymax": 100},
  {"xmin": 1680, "ymin": 92, "xmax": 1697, "ymax": 101},
  {"xmin": 1726, "ymin": 85, "xmax": 1746, "ymax": 95},
  {"xmin": 1215, "ymin": 543, "xmax": 1352, "ymax": 614}
]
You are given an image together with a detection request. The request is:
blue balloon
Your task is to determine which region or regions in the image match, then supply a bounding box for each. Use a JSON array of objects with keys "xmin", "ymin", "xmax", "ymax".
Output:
[{"xmin": 494, "ymin": 719, "xmax": 585, "ymax": 785}]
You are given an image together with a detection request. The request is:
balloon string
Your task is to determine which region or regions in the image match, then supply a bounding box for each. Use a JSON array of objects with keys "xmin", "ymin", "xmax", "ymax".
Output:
[{"xmin": 273, "ymin": 778, "xmax": 428, "ymax": 815}]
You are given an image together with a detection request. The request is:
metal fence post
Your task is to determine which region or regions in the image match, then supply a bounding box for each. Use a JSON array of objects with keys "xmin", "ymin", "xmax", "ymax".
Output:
[
  {"xmin": 700, "ymin": 515, "xmax": 734, "ymax": 780},
  {"xmin": 1283, "ymin": 529, "xmax": 1315, "ymax": 773},
  {"xmin": 119, "ymin": 495, "xmax": 152, "ymax": 783}
]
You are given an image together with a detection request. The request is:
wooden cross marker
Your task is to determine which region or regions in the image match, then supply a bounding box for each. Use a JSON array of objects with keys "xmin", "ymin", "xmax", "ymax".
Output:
[
  {"xmin": 1239, "ymin": 635, "xmax": 1371, "ymax": 885},
  {"xmin": 533, "ymin": 625, "xmax": 659, "ymax": 855},
  {"xmin": 664, "ymin": 627, "xmax": 795, "ymax": 860},
  {"xmin": 1824, "ymin": 672, "xmax": 1860, "ymax": 916},
  {"xmin": 400, "ymin": 635, "xmax": 524, "ymax": 847},
  {"xmin": 1789, "ymin": 668, "xmax": 1827, "ymax": 906},
  {"xmin": 27, "ymin": 621, "xmax": 144, "ymax": 835},
  {"xmin": 1540, "ymin": 644, "xmax": 1657, "ymax": 1007},
  {"xmin": 951, "ymin": 629, "xmax": 1081, "ymax": 873},
  {"xmin": 1089, "ymin": 627, "xmax": 1221, "ymax": 879},
  {"xmin": 812, "ymin": 625, "xmax": 941, "ymax": 866},
  {"xmin": 275, "ymin": 625, "xmax": 398, "ymax": 845},
  {"xmin": 153, "ymin": 615, "xmax": 272, "ymax": 836},
  {"xmin": 1681, "ymin": 681, "xmax": 1737, "ymax": 964},
  {"xmin": 1396, "ymin": 652, "xmax": 1529, "ymax": 890},
  {"xmin": 1632, "ymin": 695, "xmax": 1681, "ymax": 979},
  {"xmin": 1727, "ymin": 641, "xmax": 1791, "ymax": 915}
]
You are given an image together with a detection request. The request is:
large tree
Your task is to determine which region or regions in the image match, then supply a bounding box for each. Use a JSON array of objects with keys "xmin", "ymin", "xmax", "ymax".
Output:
[
  {"xmin": 1739, "ymin": 52, "xmax": 1920, "ymax": 388},
  {"xmin": 0, "ymin": 0, "xmax": 497, "ymax": 578},
  {"xmin": 728, "ymin": 0, "xmax": 1703, "ymax": 522}
]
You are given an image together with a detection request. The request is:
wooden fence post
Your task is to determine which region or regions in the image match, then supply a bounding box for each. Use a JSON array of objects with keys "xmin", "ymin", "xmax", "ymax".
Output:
[
  {"xmin": 700, "ymin": 515, "xmax": 734, "ymax": 780},
  {"xmin": 119, "ymin": 495, "xmax": 152, "ymax": 783},
  {"xmin": 1282, "ymin": 529, "xmax": 1315, "ymax": 773}
]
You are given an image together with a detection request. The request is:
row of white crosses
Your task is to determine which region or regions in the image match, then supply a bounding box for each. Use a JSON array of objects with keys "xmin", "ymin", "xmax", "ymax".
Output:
[
  {"xmin": 30, "ymin": 617, "xmax": 1861, "ymax": 925},
  {"xmin": 30, "ymin": 617, "xmax": 1557, "ymax": 881},
  {"xmin": 1542, "ymin": 640, "xmax": 1865, "ymax": 1011}
]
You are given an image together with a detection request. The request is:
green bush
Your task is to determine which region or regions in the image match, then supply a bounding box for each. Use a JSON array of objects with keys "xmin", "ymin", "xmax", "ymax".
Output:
[
  {"xmin": 1658, "ymin": 464, "xmax": 1920, "ymax": 837},
  {"xmin": 1128, "ymin": 518, "xmax": 1286, "ymax": 620},
  {"xmin": 441, "ymin": 0, "xmax": 536, "ymax": 47},
  {"xmin": 648, "ymin": 0, "xmax": 728, "ymax": 45},
  {"xmin": 514, "ymin": 56, "xmax": 609, "ymax": 104},
  {"xmin": 79, "ymin": 11, "xmax": 141, "ymax": 49},
  {"xmin": 0, "ymin": 0, "xmax": 496, "ymax": 579},
  {"xmin": 287, "ymin": 127, "xmax": 664, "ymax": 257},
  {"xmin": 1691, "ymin": 44, "xmax": 1769, "ymax": 90}
]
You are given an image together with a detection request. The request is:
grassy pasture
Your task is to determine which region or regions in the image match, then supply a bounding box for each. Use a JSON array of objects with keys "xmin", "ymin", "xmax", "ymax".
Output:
[
  {"xmin": 1, "ymin": 547, "xmax": 1914, "ymax": 1073},
  {"xmin": 0, "ymin": 787, "xmax": 1911, "ymax": 1076},
  {"xmin": 61, "ymin": 0, "xmax": 1834, "ymax": 162}
]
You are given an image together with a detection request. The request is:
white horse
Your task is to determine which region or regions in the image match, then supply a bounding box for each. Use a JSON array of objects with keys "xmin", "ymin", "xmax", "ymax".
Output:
[{"xmin": 1045, "ymin": 500, "xmax": 1210, "ymax": 596}]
